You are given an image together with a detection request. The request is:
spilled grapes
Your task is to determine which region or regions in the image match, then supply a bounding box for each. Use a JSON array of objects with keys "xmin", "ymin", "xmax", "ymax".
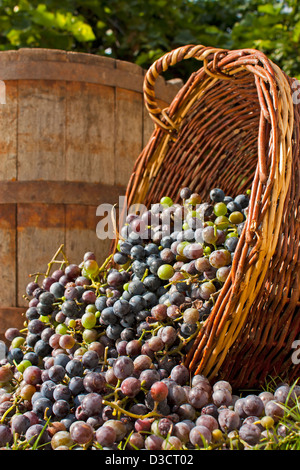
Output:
[{"xmin": 0, "ymin": 187, "xmax": 299, "ymax": 451}]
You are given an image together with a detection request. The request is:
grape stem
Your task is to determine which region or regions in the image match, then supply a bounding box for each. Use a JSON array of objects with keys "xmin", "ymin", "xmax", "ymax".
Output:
[{"xmin": 102, "ymin": 399, "xmax": 162, "ymax": 420}]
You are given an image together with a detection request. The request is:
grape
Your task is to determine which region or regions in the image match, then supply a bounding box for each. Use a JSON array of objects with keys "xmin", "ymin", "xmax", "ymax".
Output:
[
  {"xmin": 214, "ymin": 216, "xmax": 230, "ymax": 230},
  {"xmin": 147, "ymin": 336, "xmax": 164, "ymax": 352},
  {"xmin": 51, "ymin": 431, "xmax": 74, "ymax": 450},
  {"xmin": 120, "ymin": 377, "xmax": 141, "ymax": 397},
  {"xmin": 11, "ymin": 414, "xmax": 31, "ymax": 435},
  {"xmin": 242, "ymin": 394, "xmax": 264, "ymax": 417},
  {"xmin": 144, "ymin": 434, "xmax": 164, "ymax": 450},
  {"xmin": 183, "ymin": 243, "xmax": 203, "ymax": 260},
  {"xmin": 53, "ymin": 353, "xmax": 70, "ymax": 368},
  {"xmin": 53, "ymin": 384, "xmax": 71, "ymax": 402},
  {"xmin": 150, "ymin": 381, "xmax": 168, "ymax": 402},
  {"xmin": 209, "ymin": 249, "xmax": 231, "ymax": 268},
  {"xmin": 210, "ymin": 188, "xmax": 225, "ymax": 202},
  {"xmin": 212, "ymin": 388, "xmax": 232, "ymax": 407},
  {"xmin": 173, "ymin": 422, "xmax": 191, "ymax": 443},
  {"xmin": 195, "ymin": 414, "xmax": 219, "ymax": 432},
  {"xmin": 258, "ymin": 391, "xmax": 274, "ymax": 407},
  {"xmin": 214, "ymin": 202, "xmax": 227, "ymax": 217},
  {"xmin": 213, "ymin": 380, "xmax": 232, "ymax": 393},
  {"xmin": 41, "ymin": 380, "xmax": 56, "ymax": 400},
  {"xmin": 180, "ymin": 187, "xmax": 192, "ymax": 200},
  {"xmin": 32, "ymin": 397, "xmax": 53, "ymax": 418},
  {"xmin": 238, "ymin": 423, "xmax": 261, "ymax": 446},
  {"xmin": 216, "ymin": 266, "xmax": 231, "ymax": 283},
  {"xmin": 95, "ymin": 425, "xmax": 116, "ymax": 447},
  {"xmin": 20, "ymin": 384, "xmax": 36, "ymax": 401},
  {"xmin": 167, "ymin": 383, "xmax": 187, "ymax": 406},
  {"xmin": 260, "ymin": 416, "xmax": 275, "ymax": 430},
  {"xmin": 199, "ymin": 282, "xmax": 216, "ymax": 300},
  {"xmin": 139, "ymin": 369, "xmax": 160, "ymax": 389},
  {"xmin": 234, "ymin": 194, "xmax": 249, "ymax": 208},
  {"xmin": 126, "ymin": 339, "xmax": 141, "ymax": 356},
  {"xmin": 69, "ymin": 421, "xmax": 94, "ymax": 445},
  {"xmin": 68, "ymin": 376, "xmax": 84, "ymax": 396},
  {"xmin": 162, "ymin": 435, "xmax": 182, "ymax": 450},
  {"xmin": 160, "ymin": 325, "xmax": 177, "ymax": 346},
  {"xmin": 151, "ymin": 304, "xmax": 167, "ymax": 321},
  {"xmin": 274, "ymin": 385, "xmax": 290, "ymax": 404},
  {"xmin": 25, "ymin": 424, "xmax": 49, "ymax": 446},
  {"xmin": 23, "ymin": 366, "xmax": 42, "ymax": 385},
  {"xmin": 234, "ymin": 398, "xmax": 247, "ymax": 419},
  {"xmin": 224, "ymin": 236, "xmax": 239, "ymax": 252},
  {"xmin": 229, "ymin": 211, "xmax": 244, "ymax": 224},
  {"xmin": 218, "ymin": 409, "xmax": 240, "ymax": 432},
  {"xmin": 48, "ymin": 365, "xmax": 65, "ymax": 383},
  {"xmin": 83, "ymin": 372, "xmax": 106, "ymax": 393},
  {"xmin": 157, "ymin": 264, "xmax": 175, "ymax": 281},
  {"xmin": 65, "ymin": 359, "xmax": 84, "ymax": 378},
  {"xmin": 81, "ymin": 350, "xmax": 99, "ymax": 369},
  {"xmin": 183, "ymin": 307, "xmax": 199, "ymax": 324},
  {"xmin": 170, "ymin": 364, "xmax": 189, "ymax": 385},
  {"xmin": 126, "ymin": 432, "xmax": 144, "ymax": 450},
  {"xmin": 188, "ymin": 387, "xmax": 209, "ymax": 409},
  {"xmin": 113, "ymin": 356, "xmax": 134, "ymax": 380},
  {"xmin": 103, "ymin": 420, "xmax": 127, "ymax": 442},
  {"xmin": 202, "ymin": 226, "xmax": 218, "ymax": 244},
  {"xmin": 52, "ymin": 400, "xmax": 70, "ymax": 419},
  {"xmin": 0, "ymin": 366, "xmax": 13, "ymax": 384},
  {"xmin": 189, "ymin": 425, "xmax": 212, "ymax": 448},
  {"xmin": 264, "ymin": 400, "xmax": 285, "ymax": 422},
  {"xmin": 81, "ymin": 393, "xmax": 103, "ymax": 417},
  {"xmin": 195, "ymin": 257, "xmax": 211, "ymax": 273}
]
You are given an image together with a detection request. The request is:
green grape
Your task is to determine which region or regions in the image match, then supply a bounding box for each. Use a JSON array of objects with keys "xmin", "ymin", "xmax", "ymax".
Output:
[
  {"xmin": 11, "ymin": 336, "xmax": 25, "ymax": 349},
  {"xmin": 39, "ymin": 315, "xmax": 50, "ymax": 323},
  {"xmin": 68, "ymin": 319, "xmax": 76, "ymax": 329},
  {"xmin": 123, "ymin": 282, "xmax": 129, "ymax": 291},
  {"xmin": 203, "ymin": 246, "xmax": 211, "ymax": 255},
  {"xmin": 82, "ymin": 328, "xmax": 98, "ymax": 343},
  {"xmin": 157, "ymin": 264, "xmax": 175, "ymax": 280},
  {"xmin": 17, "ymin": 360, "xmax": 32, "ymax": 373},
  {"xmin": 85, "ymin": 304, "xmax": 97, "ymax": 314},
  {"xmin": 160, "ymin": 196, "xmax": 173, "ymax": 207},
  {"xmin": 213, "ymin": 202, "xmax": 227, "ymax": 217},
  {"xmin": 229, "ymin": 211, "xmax": 244, "ymax": 224},
  {"xmin": 182, "ymin": 222, "xmax": 189, "ymax": 230},
  {"xmin": 83, "ymin": 259, "xmax": 99, "ymax": 276},
  {"xmin": 214, "ymin": 216, "xmax": 230, "ymax": 230},
  {"xmin": 81, "ymin": 312, "xmax": 97, "ymax": 329},
  {"xmin": 225, "ymin": 232, "xmax": 238, "ymax": 239},
  {"xmin": 56, "ymin": 323, "xmax": 68, "ymax": 335}
]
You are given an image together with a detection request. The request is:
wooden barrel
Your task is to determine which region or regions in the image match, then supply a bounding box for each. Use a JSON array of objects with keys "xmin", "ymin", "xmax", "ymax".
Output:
[{"xmin": 0, "ymin": 48, "xmax": 180, "ymax": 341}]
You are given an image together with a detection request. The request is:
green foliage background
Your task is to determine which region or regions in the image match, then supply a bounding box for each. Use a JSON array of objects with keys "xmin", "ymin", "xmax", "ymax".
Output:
[{"xmin": 0, "ymin": 0, "xmax": 299, "ymax": 80}]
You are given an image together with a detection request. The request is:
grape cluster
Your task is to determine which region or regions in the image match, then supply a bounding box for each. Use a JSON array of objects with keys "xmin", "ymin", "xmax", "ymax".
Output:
[{"xmin": 0, "ymin": 186, "xmax": 299, "ymax": 450}]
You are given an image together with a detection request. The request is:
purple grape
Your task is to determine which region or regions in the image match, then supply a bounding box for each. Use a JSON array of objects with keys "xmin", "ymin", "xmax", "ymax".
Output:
[
  {"xmin": 113, "ymin": 356, "xmax": 134, "ymax": 380},
  {"xmin": 95, "ymin": 425, "xmax": 116, "ymax": 447},
  {"xmin": 189, "ymin": 425, "xmax": 212, "ymax": 448},
  {"xmin": 238, "ymin": 423, "xmax": 261, "ymax": 446},
  {"xmin": 218, "ymin": 409, "xmax": 240, "ymax": 432}
]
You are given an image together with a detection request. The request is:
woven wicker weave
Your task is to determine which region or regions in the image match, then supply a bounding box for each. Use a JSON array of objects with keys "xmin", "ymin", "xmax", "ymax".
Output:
[{"xmin": 124, "ymin": 45, "xmax": 300, "ymax": 388}]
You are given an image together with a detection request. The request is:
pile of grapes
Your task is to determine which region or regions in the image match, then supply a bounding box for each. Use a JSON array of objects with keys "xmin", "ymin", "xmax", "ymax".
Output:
[{"xmin": 0, "ymin": 187, "xmax": 299, "ymax": 450}]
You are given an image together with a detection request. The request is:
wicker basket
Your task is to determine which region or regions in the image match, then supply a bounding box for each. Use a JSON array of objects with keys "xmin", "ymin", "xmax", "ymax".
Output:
[{"xmin": 124, "ymin": 44, "xmax": 300, "ymax": 388}]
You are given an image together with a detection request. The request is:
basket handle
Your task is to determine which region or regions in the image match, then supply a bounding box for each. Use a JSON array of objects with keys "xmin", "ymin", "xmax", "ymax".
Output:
[{"xmin": 143, "ymin": 44, "xmax": 228, "ymax": 130}]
